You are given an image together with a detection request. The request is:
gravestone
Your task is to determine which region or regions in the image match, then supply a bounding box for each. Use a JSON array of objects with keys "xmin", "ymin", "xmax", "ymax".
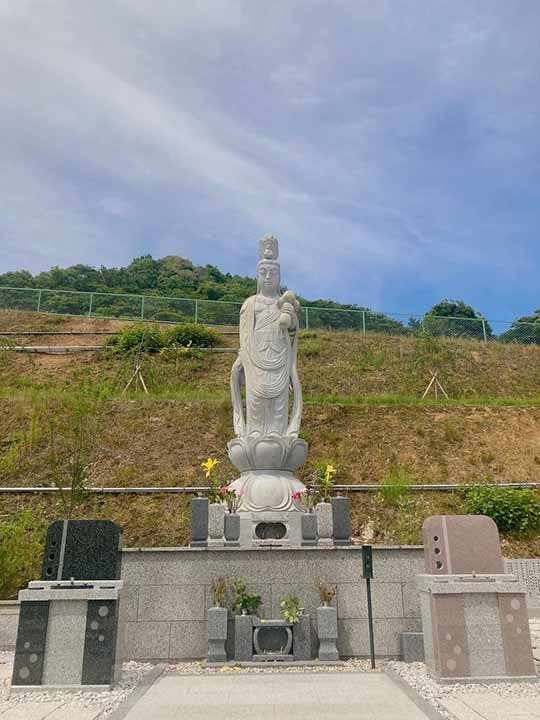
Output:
[
  {"xmin": 12, "ymin": 520, "xmax": 124, "ymax": 690},
  {"xmin": 418, "ymin": 515, "xmax": 536, "ymax": 682}
]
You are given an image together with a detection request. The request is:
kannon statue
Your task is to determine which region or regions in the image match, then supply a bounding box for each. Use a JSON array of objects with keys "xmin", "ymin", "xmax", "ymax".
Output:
[
  {"xmin": 227, "ymin": 236, "xmax": 308, "ymax": 513},
  {"xmin": 230, "ymin": 235, "xmax": 302, "ymax": 438}
]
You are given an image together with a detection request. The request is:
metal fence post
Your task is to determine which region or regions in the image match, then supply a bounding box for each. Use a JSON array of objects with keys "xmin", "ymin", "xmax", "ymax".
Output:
[
  {"xmin": 362, "ymin": 311, "xmax": 366, "ymax": 336},
  {"xmin": 481, "ymin": 319, "xmax": 487, "ymax": 343},
  {"xmin": 305, "ymin": 306, "xmax": 309, "ymax": 330},
  {"xmin": 36, "ymin": 289, "xmax": 42, "ymax": 313},
  {"xmin": 194, "ymin": 300, "xmax": 199, "ymax": 324},
  {"xmin": 140, "ymin": 296, "xmax": 145, "ymax": 320},
  {"xmin": 88, "ymin": 293, "xmax": 94, "ymax": 317}
]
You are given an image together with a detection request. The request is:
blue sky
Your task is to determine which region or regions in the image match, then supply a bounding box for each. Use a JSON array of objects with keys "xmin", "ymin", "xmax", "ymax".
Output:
[{"xmin": 1, "ymin": 1, "xmax": 539, "ymax": 322}]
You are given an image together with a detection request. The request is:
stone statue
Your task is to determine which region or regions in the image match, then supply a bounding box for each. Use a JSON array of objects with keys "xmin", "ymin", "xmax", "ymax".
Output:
[{"xmin": 227, "ymin": 236, "xmax": 308, "ymax": 512}]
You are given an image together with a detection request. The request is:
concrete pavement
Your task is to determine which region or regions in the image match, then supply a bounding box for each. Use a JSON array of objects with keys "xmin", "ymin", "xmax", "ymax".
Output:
[{"xmin": 113, "ymin": 671, "xmax": 434, "ymax": 720}]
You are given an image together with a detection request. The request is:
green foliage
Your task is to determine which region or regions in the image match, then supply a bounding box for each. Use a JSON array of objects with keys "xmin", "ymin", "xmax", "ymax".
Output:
[
  {"xmin": 356, "ymin": 348, "xmax": 385, "ymax": 372},
  {"xmin": 299, "ymin": 337, "xmax": 321, "ymax": 357},
  {"xmin": 395, "ymin": 497, "xmax": 424, "ymax": 544},
  {"xmin": 212, "ymin": 577, "xmax": 228, "ymax": 608},
  {"xmin": 311, "ymin": 460, "xmax": 337, "ymax": 503},
  {"xmin": 0, "ymin": 509, "xmax": 47, "ymax": 599},
  {"xmin": 108, "ymin": 324, "xmax": 165, "ymax": 355},
  {"xmin": 422, "ymin": 299, "xmax": 492, "ymax": 339},
  {"xmin": 232, "ymin": 577, "xmax": 262, "ymax": 615},
  {"xmin": 380, "ymin": 464, "xmax": 413, "ymax": 506},
  {"xmin": 464, "ymin": 485, "xmax": 540, "ymax": 533},
  {"xmin": 164, "ymin": 324, "xmax": 219, "ymax": 349},
  {"xmin": 499, "ymin": 309, "xmax": 540, "ymax": 345},
  {"xmin": 280, "ymin": 595, "xmax": 303, "ymax": 624}
]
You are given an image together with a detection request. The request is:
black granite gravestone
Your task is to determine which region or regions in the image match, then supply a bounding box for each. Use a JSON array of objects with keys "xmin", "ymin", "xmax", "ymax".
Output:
[{"xmin": 41, "ymin": 520, "xmax": 122, "ymax": 581}]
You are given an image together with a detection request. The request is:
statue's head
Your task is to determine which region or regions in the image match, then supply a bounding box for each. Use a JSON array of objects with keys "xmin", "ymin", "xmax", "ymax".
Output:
[
  {"xmin": 257, "ymin": 261, "xmax": 280, "ymax": 296},
  {"xmin": 257, "ymin": 234, "xmax": 280, "ymax": 296}
]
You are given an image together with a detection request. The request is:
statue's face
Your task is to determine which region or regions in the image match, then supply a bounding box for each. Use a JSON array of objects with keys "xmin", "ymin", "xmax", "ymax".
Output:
[{"xmin": 257, "ymin": 263, "xmax": 280, "ymax": 295}]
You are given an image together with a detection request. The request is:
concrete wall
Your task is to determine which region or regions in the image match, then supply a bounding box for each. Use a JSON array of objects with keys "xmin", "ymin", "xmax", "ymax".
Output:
[
  {"xmin": 119, "ymin": 546, "xmax": 425, "ymax": 661},
  {"xmin": 0, "ymin": 600, "xmax": 19, "ymax": 651}
]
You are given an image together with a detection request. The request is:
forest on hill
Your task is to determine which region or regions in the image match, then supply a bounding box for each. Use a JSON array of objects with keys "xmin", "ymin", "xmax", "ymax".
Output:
[{"xmin": 1, "ymin": 255, "xmax": 540, "ymax": 341}]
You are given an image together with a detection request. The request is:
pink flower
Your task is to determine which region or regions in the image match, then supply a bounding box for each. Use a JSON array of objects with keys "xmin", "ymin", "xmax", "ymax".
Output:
[
  {"xmin": 220, "ymin": 486, "xmax": 229, "ymax": 494},
  {"xmin": 292, "ymin": 490, "xmax": 304, "ymax": 500}
]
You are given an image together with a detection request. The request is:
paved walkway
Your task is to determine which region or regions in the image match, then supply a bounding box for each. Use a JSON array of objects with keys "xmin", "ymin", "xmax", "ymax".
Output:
[{"xmin": 116, "ymin": 672, "xmax": 432, "ymax": 720}]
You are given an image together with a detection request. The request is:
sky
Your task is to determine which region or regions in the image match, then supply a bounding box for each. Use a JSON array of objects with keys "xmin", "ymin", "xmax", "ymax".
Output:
[{"xmin": 1, "ymin": 1, "xmax": 540, "ymax": 323}]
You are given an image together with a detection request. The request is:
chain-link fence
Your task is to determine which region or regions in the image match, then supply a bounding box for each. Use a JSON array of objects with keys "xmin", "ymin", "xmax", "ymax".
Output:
[{"xmin": 1, "ymin": 285, "xmax": 539, "ymax": 344}]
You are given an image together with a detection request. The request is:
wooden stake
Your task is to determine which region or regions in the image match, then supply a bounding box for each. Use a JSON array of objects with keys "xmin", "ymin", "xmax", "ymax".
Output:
[{"xmin": 422, "ymin": 369, "xmax": 449, "ymax": 399}]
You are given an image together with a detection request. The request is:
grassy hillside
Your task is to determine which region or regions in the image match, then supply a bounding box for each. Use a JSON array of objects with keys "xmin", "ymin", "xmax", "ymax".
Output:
[{"xmin": 1, "ymin": 310, "xmax": 540, "ymax": 561}]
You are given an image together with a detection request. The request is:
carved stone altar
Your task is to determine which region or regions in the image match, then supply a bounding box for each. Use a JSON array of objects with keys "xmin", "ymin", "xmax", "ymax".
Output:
[{"xmin": 227, "ymin": 235, "xmax": 307, "ymax": 544}]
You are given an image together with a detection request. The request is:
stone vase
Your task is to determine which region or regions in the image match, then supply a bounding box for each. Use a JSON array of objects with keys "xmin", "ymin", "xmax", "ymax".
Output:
[
  {"xmin": 316, "ymin": 502, "xmax": 333, "ymax": 547},
  {"xmin": 301, "ymin": 512, "xmax": 317, "ymax": 546},
  {"xmin": 224, "ymin": 513, "xmax": 240, "ymax": 546},
  {"xmin": 207, "ymin": 606, "xmax": 228, "ymax": 662},
  {"xmin": 208, "ymin": 503, "xmax": 225, "ymax": 547},
  {"xmin": 191, "ymin": 497, "xmax": 209, "ymax": 548},
  {"xmin": 317, "ymin": 605, "xmax": 339, "ymax": 661},
  {"xmin": 331, "ymin": 496, "xmax": 351, "ymax": 546}
]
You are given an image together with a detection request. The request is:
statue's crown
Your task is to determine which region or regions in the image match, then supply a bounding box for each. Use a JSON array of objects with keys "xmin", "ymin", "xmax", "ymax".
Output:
[{"xmin": 258, "ymin": 234, "xmax": 279, "ymax": 264}]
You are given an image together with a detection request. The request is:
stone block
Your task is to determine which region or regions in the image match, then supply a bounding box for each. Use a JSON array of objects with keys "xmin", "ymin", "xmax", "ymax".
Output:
[
  {"xmin": 0, "ymin": 602, "xmax": 19, "ymax": 651},
  {"xmin": 82, "ymin": 599, "xmax": 119, "ymax": 686},
  {"xmin": 207, "ymin": 607, "xmax": 228, "ymax": 662},
  {"xmin": 224, "ymin": 514, "xmax": 240, "ymax": 546},
  {"xmin": 317, "ymin": 606, "xmax": 338, "ymax": 661},
  {"xmin": 400, "ymin": 632, "xmax": 424, "ymax": 662},
  {"xmin": 123, "ymin": 621, "xmax": 170, "ymax": 660},
  {"xmin": 301, "ymin": 513, "xmax": 317, "ymax": 546},
  {"xmin": 208, "ymin": 503, "xmax": 225, "ymax": 545},
  {"xmin": 234, "ymin": 614, "xmax": 253, "ymax": 661},
  {"xmin": 332, "ymin": 497, "xmax": 351, "ymax": 546},
  {"xmin": 422, "ymin": 515, "xmax": 503, "ymax": 576},
  {"xmin": 293, "ymin": 614, "xmax": 312, "ymax": 660},
  {"xmin": 42, "ymin": 520, "xmax": 122, "ymax": 582},
  {"xmin": 337, "ymin": 581, "xmax": 403, "ymax": 619},
  {"xmin": 190, "ymin": 498, "xmax": 208, "ymax": 548},
  {"xmin": 118, "ymin": 586, "xmax": 138, "ymax": 623},
  {"xmin": 12, "ymin": 600, "xmax": 49, "ymax": 686},
  {"xmin": 338, "ymin": 618, "xmax": 420, "ymax": 657},
  {"xmin": 402, "ymin": 582, "xmax": 421, "ymax": 618},
  {"xmin": 169, "ymin": 621, "xmax": 207, "ymax": 660},
  {"xmin": 42, "ymin": 600, "xmax": 87, "ymax": 685},
  {"xmin": 138, "ymin": 585, "xmax": 205, "ymax": 622}
]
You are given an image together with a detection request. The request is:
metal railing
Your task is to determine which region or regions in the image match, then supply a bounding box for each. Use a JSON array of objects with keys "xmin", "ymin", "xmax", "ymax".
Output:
[{"xmin": 0, "ymin": 285, "xmax": 539, "ymax": 344}]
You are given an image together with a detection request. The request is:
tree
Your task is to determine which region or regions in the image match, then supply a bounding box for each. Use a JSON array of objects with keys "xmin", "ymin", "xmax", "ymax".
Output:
[
  {"xmin": 499, "ymin": 309, "xmax": 540, "ymax": 345},
  {"xmin": 422, "ymin": 299, "xmax": 492, "ymax": 340}
]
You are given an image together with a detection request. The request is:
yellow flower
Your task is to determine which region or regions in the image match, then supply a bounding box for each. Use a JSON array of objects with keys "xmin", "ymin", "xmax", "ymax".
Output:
[
  {"xmin": 201, "ymin": 457, "xmax": 220, "ymax": 478},
  {"xmin": 324, "ymin": 464, "xmax": 336, "ymax": 482}
]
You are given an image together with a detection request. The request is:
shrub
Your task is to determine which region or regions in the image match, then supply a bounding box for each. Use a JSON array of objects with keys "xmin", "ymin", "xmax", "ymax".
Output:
[
  {"xmin": 164, "ymin": 323, "xmax": 219, "ymax": 349},
  {"xmin": 464, "ymin": 485, "xmax": 540, "ymax": 533},
  {"xmin": 0, "ymin": 510, "xmax": 47, "ymax": 599},
  {"xmin": 108, "ymin": 324, "xmax": 164, "ymax": 354},
  {"xmin": 380, "ymin": 464, "xmax": 413, "ymax": 506}
]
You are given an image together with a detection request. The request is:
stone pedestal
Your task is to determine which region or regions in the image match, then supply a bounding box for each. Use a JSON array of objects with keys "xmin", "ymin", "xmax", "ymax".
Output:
[
  {"xmin": 207, "ymin": 607, "xmax": 228, "ymax": 662},
  {"xmin": 234, "ymin": 615, "xmax": 254, "ymax": 661},
  {"xmin": 237, "ymin": 511, "xmax": 303, "ymax": 548},
  {"xmin": 317, "ymin": 606, "xmax": 339, "ymax": 661},
  {"xmin": 12, "ymin": 580, "xmax": 124, "ymax": 690},
  {"xmin": 224, "ymin": 514, "xmax": 240, "ymax": 547},
  {"xmin": 418, "ymin": 574, "xmax": 537, "ymax": 682}
]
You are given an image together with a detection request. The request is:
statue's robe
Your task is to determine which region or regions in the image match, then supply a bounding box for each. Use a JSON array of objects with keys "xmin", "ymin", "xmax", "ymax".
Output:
[{"xmin": 232, "ymin": 294, "xmax": 301, "ymax": 437}]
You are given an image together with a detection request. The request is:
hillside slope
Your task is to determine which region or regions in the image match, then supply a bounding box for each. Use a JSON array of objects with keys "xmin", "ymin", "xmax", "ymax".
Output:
[{"xmin": 1, "ymin": 311, "xmax": 540, "ymax": 556}]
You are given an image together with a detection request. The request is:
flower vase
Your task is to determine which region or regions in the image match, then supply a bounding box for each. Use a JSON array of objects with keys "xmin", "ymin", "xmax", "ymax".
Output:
[
  {"xmin": 208, "ymin": 503, "xmax": 225, "ymax": 547},
  {"xmin": 316, "ymin": 502, "xmax": 333, "ymax": 547},
  {"xmin": 224, "ymin": 513, "xmax": 240, "ymax": 546}
]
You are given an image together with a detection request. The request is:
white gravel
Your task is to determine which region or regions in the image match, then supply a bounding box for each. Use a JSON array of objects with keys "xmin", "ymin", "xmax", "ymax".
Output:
[
  {"xmin": 0, "ymin": 654, "xmax": 154, "ymax": 719},
  {"xmin": 386, "ymin": 659, "xmax": 540, "ymax": 719},
  {"xmin": 165, "ymin": 658, "xmax": 377, "ymax": 674}
]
